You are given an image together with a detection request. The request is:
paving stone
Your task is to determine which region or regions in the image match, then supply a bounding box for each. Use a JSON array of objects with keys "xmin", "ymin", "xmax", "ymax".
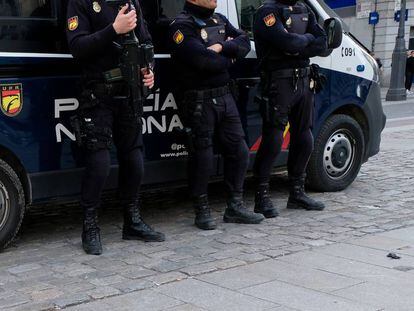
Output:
[
  {"xmin": 241, "ymin": 280, "xmax": 375, "ymax": 311},
  {"xmin": 197, "ymin": 259, "xmax": 361, "ymax": 293},
  {"xmin": 333, "ymin": 281, "xmax": 414, "ymax": 311},
  {"xmin": 155, "ymin": 278, "xmax": 278, "ymax": 310},
  {"xmin": 278, "ymin": 250, "xmax": 414, "ymax": 288},
  {"xmin": 313, "ymin": 243, "xmax": 414, "ymax": 269},
  {"xmin": 66, "ymin": 289, "xmax": 182, "ymax": 311},
  {"xmin": 53, "ymin": 293, "xmax": 91, "ymax": 309},
  {"xmin": 86, "ymin": 286, "xmax": 121, "ymax": 299},
  {"xmin": 89, "ymin": 275, "xmax": 130, "ymax": 286},
  {"xmin": 145, "ymin": 272, "xmax": 188, "ymax": 286},
  {"xmin": 7, "ymin": 263, "xmax": 42, "ymax": 274}
]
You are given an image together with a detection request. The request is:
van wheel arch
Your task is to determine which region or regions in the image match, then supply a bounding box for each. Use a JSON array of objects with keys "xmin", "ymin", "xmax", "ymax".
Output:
[{"xmin": 0, "ymin": 146, "xmax": 31, "ymax": 205}]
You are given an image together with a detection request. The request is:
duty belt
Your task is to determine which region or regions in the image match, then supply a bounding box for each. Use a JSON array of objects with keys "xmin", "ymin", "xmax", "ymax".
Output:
[
  {"xmin": 184, "ymin": 85, "xmax": 230, "ymax": 101},
  {"xmin": 269, "ymin": 67, "xmax": 311, "ymax": 79}
]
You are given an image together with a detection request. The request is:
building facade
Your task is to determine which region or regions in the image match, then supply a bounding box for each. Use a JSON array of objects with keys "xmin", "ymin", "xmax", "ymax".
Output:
[{"xmin": 327, "ymin": 0, "xmax": 414, "ymax": 86}]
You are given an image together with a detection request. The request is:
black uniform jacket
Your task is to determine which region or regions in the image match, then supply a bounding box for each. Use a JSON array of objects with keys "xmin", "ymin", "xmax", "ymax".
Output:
[
  {"xmin": 66, "ymin": 0, "xmax": 152, "ymax": 76},
  {"xmin": 168, "ymin": 2, "xmax": 251, "ymax": 90},
  {"xmin": 254, "ymin": 0, "xmax": 327, "ymax": 70}
]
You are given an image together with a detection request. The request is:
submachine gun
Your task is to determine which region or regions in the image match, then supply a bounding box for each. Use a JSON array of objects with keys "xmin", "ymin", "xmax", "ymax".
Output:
[{"xmin": 105, "ymin": 0, "xmax": 154, "ymax": 123}]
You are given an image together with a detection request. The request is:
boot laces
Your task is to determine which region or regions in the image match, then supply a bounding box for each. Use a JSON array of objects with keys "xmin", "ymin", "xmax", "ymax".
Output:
[
  {"xmin": 139, "ymin": 218, "xmax": 155, "ymax": 232},
  {"xmin": 85, "ymin": 227, "xmax": 100, "ymax": 243},
  {"xmin": 197, "ymin": 205, "xmax": 211, "ymax": 217}
]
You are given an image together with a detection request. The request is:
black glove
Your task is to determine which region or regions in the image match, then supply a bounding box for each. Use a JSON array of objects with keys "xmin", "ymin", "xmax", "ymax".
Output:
[{"xmin": 310, "ymin": 64, "xmax": 327, "ymax": 93}]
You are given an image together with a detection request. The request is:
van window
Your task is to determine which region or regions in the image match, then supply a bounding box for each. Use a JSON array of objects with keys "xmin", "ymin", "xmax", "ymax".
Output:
[
  {"xmin": 235, "ymin": 0, "xmax": 263, "ymax": 38},
  {"xmin": 0, "ymin": 0, "xmax": 68, "ymax": 53},
  {"xmin": 0, "ymin": 0, "xmax": 53, "ymax": 18},
  {"xmin": 139, "ymin": 0, "xmax": 185, "ymax": 53}
]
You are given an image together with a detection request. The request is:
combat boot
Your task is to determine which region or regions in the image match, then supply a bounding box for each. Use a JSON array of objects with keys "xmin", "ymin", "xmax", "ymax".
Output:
[
  {"xmin": 224, "ymin": 194, "xmax": 265, "ymax": 224},
  {"xmin": 254, "ymin": 183, "xmax": 279, "ymax": 218},
  {"xmin": 122, "ymin": 201, "xmax": 165, "ymax": 242},
  {"xmin": 287, "ymin": 176, "xmax": 325, "ymax": 211},
  {"xmin": 82, "ymin": 206, "xmax": 102, "ymax": 255},
  {"xmin": 193, "ymin": 194, "xmax": 217, "ymax": 230}
]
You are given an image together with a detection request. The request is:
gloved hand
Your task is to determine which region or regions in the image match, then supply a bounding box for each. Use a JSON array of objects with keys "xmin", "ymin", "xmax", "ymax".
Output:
[{"xmin": 310, "ymin": 64, "xmax": 327, "ymax": 93}]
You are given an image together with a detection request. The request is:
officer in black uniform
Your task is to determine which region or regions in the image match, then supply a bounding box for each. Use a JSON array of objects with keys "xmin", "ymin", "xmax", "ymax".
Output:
[
  {"xmin": 253, "ymin": 0, "xmax": 328, "ymax": 216},
  {"xmin": 66, "ymin": 0, "xmax": 165, "ymax": 255},
  {"xmin": 169, "ymin": 0, "xmax": 264, "ymax": 230}
]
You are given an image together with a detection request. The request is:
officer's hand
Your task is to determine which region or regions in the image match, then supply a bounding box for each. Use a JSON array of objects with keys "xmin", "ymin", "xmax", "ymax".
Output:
[
  {"xmin": 207, "ymin": 43, "xmax": 223, "ymax": 53},
  {"xmin": 142, "ymin": 68, "xmax": 154, "ymax": 89},
  {"xmin": 113, "ymin": 4, "xmax": 137, "ymax": 35}
]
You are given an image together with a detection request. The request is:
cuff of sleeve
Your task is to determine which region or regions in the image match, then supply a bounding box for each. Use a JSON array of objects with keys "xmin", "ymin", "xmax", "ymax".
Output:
[
  {"xmin": 221, "ymin": 41, "xmax": 238, "ymax": 57},
  {"xmin": 102, "ymin": 23, "xmax": 118, "ymax": 41}
]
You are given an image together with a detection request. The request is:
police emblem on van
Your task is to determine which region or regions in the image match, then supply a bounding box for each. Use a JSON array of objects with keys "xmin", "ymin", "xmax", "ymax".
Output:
[{"xmin": 1, "ymin": 84, "xmax": 23, "ymax": 117}]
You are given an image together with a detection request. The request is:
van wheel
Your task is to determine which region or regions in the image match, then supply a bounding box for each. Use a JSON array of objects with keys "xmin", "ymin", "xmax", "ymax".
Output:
[
  {"xmin": 307, "ymin": 114, "xmax": 365, "ymax": 192},
  {"xmin": 0, "ymin": 159, "xmax": 25, "ymax": 250}
]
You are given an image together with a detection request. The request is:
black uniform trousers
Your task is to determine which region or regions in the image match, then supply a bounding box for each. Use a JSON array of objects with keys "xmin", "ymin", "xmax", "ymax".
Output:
[
  {"xmin": 80, "ymin": 92, "xmax": 144, "ymax": 213},
  {"xmin": 182, "ymin": 90, "xmax": 249, "ymax": 198},
  {"xmin": 254, "ymin": 74, "xmax": 315, "ymax": 184},
  {"xmin": 405, "ymin": 71, "xmax": 413, "ymax": 91}
]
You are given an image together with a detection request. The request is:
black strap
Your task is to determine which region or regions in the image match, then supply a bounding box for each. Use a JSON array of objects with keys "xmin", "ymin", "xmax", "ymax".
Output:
[
  {"xmin": 184, "ymin": 85, "xmax": 230, "ymax": 101},
  {"xmin": 269, "ymin": 67, "xmax": 310, "ymax": 79}
]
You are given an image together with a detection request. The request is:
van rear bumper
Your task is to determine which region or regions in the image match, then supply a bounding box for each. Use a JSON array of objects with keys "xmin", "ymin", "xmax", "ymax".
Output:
[{"xmin": 362, "ymin": 82, "xmax": 386, "ymax": 161}]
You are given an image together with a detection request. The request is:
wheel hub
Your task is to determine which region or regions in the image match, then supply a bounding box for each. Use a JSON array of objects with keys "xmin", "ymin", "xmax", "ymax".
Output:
[
  {"xmin": 323, "ymin": 131, "xmax": 355, "ymax": 179},
  {"xmin": 0, "ymin": 182, "xmax": 10, "ymax": 230}
]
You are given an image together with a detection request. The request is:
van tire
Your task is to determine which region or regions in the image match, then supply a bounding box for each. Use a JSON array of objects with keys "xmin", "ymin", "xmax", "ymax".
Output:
[
  {"xmin": 307, "ymin": 114, "xmax": 365, "ymax": 192},
  {"xmin": 0, "ymin": 159, "xmax": 25, "ymax": 250}
]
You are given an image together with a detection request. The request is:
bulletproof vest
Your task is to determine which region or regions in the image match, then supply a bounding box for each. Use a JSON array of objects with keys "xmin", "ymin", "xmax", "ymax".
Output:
[
  {"xmin": 262, "ymin": 0, "xmax": 309, "ymax": 64},
  {"xmin": 190, "ymin": 14, "xmax": 226, "ymax": 47},
  {"xmin": 281, "ymin": 2, "xmax": 309, "ymax": 34}
]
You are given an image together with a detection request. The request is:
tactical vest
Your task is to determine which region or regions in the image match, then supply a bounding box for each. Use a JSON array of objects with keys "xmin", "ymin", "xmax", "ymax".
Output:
[
  {"xmin": 190, "ymin": 13, "xmax": 227, "ymax": 47},
  {"xmin": 262, "ymin": 0, "xmax": 310, "ymax": 63}
]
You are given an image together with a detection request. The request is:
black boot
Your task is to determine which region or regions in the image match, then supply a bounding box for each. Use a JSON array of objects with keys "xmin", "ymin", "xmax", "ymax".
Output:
[
  {"xmin": 194, "ymin": 195, "xmax": 217, "ymax": 230},
  {"xmin": 254, "ymin": 184, "xmax": 279, "ymax": 218},
  {"xmin": 82, "ymin": 207, "xmax": 102, "ymax": 255},
  {"xmin": 224, "ymin": 194, "xmax": 265, "ymax": 224},
  {"xmin": 122, "ymin": 202, "xmax": 165, "ymax": 242},
  {"xmin": 287, "ymin": 176, "xmax": 325, "ymax": 211}
]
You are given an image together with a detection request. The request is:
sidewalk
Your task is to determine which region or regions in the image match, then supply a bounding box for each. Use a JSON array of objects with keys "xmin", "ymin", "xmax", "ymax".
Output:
[
  {"xmin": 68, "ymin": 226, "xmax": 414, "ymax": 311},
  {"xmin": 381, "ymin": 87, "xmax": 414, "ymax": 105}
]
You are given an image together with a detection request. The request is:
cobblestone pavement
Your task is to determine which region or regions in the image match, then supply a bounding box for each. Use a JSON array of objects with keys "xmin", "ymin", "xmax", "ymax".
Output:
[{"xmin": 1, "ymin": 123, "xmax": 414, "ymax": 310}]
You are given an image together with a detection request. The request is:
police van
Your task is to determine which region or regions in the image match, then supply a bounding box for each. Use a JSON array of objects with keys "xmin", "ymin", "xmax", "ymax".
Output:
[{"xmin": 0, "ymin": 0, "xmax": 385, "ymax": 249}]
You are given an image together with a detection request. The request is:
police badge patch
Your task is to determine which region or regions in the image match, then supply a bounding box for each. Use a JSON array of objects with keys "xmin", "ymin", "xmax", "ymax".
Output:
[
  {"xmin": 200, "ymin": 29, "xmax": 208, "ymax": 41},
  {"xmin": 93, "ymin": 1, "xmax": 101, "ymax": 13},
  {"xmin": 173, "ymin": 30, "xmax": 184, "ymax": 44},
  {"xmin": 263, "ymin": 13, "xmax": 276, "ymax": 27},
  {"xmin": 68, "ymin": 16, "xmax": 78, "ymax": 31}
]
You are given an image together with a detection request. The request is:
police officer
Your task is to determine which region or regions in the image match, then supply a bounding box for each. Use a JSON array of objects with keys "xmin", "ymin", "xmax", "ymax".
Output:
[
  {"xmin": 253, "ymin": 0, "xmax": 328, "ymax": 216},
  {"xmin": 66, "ymin": 0, "xmax": 165, "ymax": 255},
  {"xmin": 169, "ymin": 0, "xmax": 265, "ymax": 230}
]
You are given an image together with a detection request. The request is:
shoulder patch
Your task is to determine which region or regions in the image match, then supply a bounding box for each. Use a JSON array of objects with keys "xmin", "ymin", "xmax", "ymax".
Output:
[
  {"xmin": 68, "ymin": 16, "xmax": 79, "ymax": 31},
  {"xmin": 173, "ymin": 30, "xmax": 184, "ymax": 44},
  {"xmin": 263, "ymin": 13, "xmax": 276, "ymax": 27}
]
